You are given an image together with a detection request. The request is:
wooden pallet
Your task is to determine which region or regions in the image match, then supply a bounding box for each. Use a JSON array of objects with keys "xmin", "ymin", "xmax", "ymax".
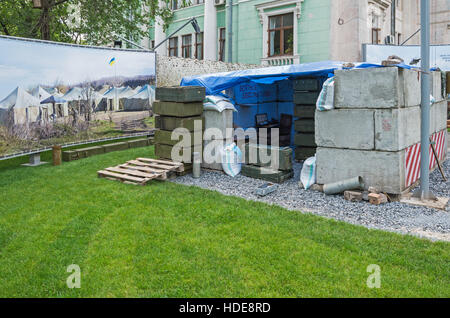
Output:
[{"xmin": 98, "ymin": 158, "xmax": 185, "ymax": 185}]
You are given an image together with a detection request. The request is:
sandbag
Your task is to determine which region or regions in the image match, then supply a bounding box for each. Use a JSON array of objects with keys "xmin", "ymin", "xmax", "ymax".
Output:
[
  {"xmin": 316, "ymin": 77, "xmax": 334, "ymax": 111},
  {"xmin": 300, "ymin": 156, "xmax": 316, "ymax": 190},
  {"xmin": 221, "ymin": 143, "xmax": 242, "ymax": 177}
]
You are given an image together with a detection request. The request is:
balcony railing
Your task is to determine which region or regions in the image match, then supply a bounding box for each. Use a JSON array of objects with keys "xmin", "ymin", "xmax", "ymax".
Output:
[{"xmin": 261, "ymin": 55, "xmax": 300, "ymax": 66}]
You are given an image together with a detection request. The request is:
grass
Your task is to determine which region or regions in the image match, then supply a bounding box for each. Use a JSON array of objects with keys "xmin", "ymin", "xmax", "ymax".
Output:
[{"xmin": 0, "ymin": 146, "xmax": 449, "ymax": 298}]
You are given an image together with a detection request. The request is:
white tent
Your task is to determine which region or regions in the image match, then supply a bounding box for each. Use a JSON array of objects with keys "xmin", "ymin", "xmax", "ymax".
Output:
[
  {"xmin": 123, "ymin": 85, "xmax": 155, "ymax": 111},
  {"xmin": 0, "ymin": 87, "xmax": 42, "ymax": 125},
  {"xmin": 31, "ymin": 86, "xmax": 54, "ymax": 119},
  {"xmin": 102, "ymin": 86, "xmax": 131, "ymax": 111}
]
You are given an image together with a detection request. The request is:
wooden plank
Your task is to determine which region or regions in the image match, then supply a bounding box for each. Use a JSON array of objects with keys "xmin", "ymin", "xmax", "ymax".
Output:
[
  {"xmin": 119, "ymin": 164, "xmax": 167, "ymax": 180},
  {"xmin": 136, "ymin": 157, "xmax": 183, "ymax": 168},
  {"xmin": 104, "ymin": 167, "xmax": 160, "ymax": 180},
  {"xmin": 135, "ymin": 158, "xmax": 184, "ymax": 172},
  {"xmin": 98, "ymin": 170, "xmax": 147, "ymax": 184},
  {"xmin": 127, "ymin": 159, "xmax": 180, "ymax": 172}
]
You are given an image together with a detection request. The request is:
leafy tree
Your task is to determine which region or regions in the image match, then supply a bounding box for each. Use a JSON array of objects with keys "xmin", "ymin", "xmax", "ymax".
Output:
[{"xmin": 0, "ymin": 0, "xmax": 175, "ymax": 45}]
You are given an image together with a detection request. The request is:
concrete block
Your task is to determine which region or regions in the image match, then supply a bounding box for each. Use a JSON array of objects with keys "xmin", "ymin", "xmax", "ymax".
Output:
[
  {"xmin": 293, "ymin": 105, "xmax": 315, "ymax": 118},
  {"xmin": 294, "ymin": 133, "xmax": 316, "ymax": 147},
  {"xmin": 155, "ymin": 115, "xmax": 203, "ymax": 132},
  {"xmin": 293, "ymin": 78, "xmax": 320, "ymax": 91},
  {"xmin": 79, "ymin": 146, "xmax": 105, "ymax": 157},
  {"xmin": 202, "ymin": 139, "xmax": 224, "ymax": 171},
  {"xmin": 203, "ymin": 109, "xmax": 233, "ymax": 140},
  {"xmin": 62, "ymin": 150, "xmax": 78, "ymax": 162},
  {"xmin": 315, "ymin": 109, "xmax": 375, "ymax": 150},
  {"xmin": 153, "ymin": 101, "xmax": 203, "ymax": 117},
  {"xmin": 155, "ymin": 129, "xmax": 202, "ymax": 146},
  {"xmin": 316, "ymin": 147, "xmax": 406, "ymax": 194},
  {"xmin": 335, "ymin": 67, "xmax": 420, "ymax": 108},
  {"xmin": 294, "ymin": 119, "xmax": 315, "ymax": 133},
  {"xmin": 293, "ymin": 91, "xmax": 320, "ymax": 105},
  {"xmin": 432, "ymin": 100, "xmax": 447, "ymax": 133},
  {"xmin": 127, "ymin": 139, "xmax": 149, "ymax": 149},
  {"xmin": 155, "ymin": 86, "xmax": 205, "ymax": 102},
  {"xmin": 374, "ymin": 107, "xmax": 421, "ymax": 151},
  {"xmin": 431, "ymin": 71, "xmax": 444, "ymax": 102},
  {"xmin": 103, "ymin": 142, "xmax": 129, "ymax": 153},
  {"xmin": 295, "ymin": 147, "xmax": 316, "ymax": 160}
]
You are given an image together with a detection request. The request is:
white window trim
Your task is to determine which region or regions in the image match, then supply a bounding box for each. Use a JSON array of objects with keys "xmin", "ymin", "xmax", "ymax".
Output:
[{"xmin": 259, "ymin": 6, "xmax": 299, "ymax": 59}]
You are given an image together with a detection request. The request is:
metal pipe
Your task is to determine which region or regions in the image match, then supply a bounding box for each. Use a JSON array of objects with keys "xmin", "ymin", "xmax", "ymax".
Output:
[
  {"xmin": 192, "ymin": 152, "xmax": 201, "ymax": 178},
  {"xmin": 413, "ymin": 0, "xmax": 436, "ymax": 200},
  {"xmin": 323, "ymin": 176, "xmax": 364, "ymax": 195},
  {"xmin": 391, "ymin": 0, "xmax": 396, "ymax": 37},
  {"xmin": 227, "ymin": 0, "xmax": 233, "ymax": 62},
  {"xmin": 401, "ymin": 28, "xmax": 420, "ymax": 46}
]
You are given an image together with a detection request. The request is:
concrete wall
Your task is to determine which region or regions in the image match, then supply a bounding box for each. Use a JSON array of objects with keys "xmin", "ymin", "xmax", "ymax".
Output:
[
  {"xmin": 156, "ymin": 54, "xmax": 258, "ymax": 87},
  {"xmin": 315, "ymin": 67, "xmax": 448, "ymax": 194}
]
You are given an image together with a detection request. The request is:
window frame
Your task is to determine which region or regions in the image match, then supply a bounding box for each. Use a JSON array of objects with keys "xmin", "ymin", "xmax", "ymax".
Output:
[
  {"xmin": 267, "ymin": 12, "xmax": 294, "ymax": 57},
  {"xmin": 181, "ymin": 34, "xmax": 192, "ymax": 58},
  {"xmin": 195, "ymin": 32, "xmax": 204, "ymax": 60},
  {"xmin": 168, "ymin": 36, "xmax": 178, "ymax": 57},
  {"xmin": 219, "ymin": 27, "xmax": 226, "ymax": 62}
]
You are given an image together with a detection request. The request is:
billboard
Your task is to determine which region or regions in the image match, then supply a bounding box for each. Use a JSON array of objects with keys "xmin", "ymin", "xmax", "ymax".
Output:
[
  {"xmin": 363, "ymin": 44, "xmax": 450, "ymax": 71},
  {"xmin": 0, "ymin": 35, "xmax": 156, "ymax": 156}
]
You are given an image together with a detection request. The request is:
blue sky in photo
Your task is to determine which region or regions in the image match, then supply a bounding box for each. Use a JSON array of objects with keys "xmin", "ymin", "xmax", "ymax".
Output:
[{"xmin": 0, "ymin": 37, "xmax": 156, "ymax": 99}]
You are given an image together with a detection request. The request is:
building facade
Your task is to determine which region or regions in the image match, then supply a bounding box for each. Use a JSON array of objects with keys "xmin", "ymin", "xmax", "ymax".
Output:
[{"xmin": 144, "ymin": 0, "xmax": 449, "ymax": 65}]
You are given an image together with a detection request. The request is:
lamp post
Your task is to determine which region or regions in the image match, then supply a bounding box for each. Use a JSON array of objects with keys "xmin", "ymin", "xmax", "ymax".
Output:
[{"xmin": 413, "ymin": 0, "xmax": 435, "ymax": 201}]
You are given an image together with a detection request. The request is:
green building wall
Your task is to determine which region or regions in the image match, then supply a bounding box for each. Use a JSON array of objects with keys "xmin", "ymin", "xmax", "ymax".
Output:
[{"xmin": 149, "ymin": 0, "xmax": 331, "ymax": 65}]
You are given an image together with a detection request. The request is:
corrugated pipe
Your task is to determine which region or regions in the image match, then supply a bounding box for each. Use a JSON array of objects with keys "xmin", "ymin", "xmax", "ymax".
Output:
[{"xmin": 323, "ymin": 176, "xmax": 364, "ymax": 195}]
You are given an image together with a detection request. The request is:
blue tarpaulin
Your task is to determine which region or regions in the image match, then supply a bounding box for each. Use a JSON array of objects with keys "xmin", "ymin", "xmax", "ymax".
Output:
[{"xmin": 180, "ymin": 60, "xmax": 414, "ymax": 95}]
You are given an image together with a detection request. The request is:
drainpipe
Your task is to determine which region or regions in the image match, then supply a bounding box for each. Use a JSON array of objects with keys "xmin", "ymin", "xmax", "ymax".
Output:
[
  {"xmin": 391, "ymin": 0, "xmax": 396, "ymax": 38},
  {"xmin": 227, "ymin": 0, "xmax": 233, "ymax": 62}
]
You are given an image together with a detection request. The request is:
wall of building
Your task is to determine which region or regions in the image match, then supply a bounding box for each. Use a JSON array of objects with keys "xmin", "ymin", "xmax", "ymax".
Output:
[{"xmin": 156, "ymin": 54, "xmax": 259, "ymax": 86}]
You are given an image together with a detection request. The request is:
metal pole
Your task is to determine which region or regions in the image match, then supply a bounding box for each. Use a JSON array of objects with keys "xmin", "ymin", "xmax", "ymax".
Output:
[
  {"xmin": 414, "ymin": 0, "xmax": 435, "ymax": 201},
  {"xmin": 227, "ymin": 0, "xmax": 233, "ymax": 62},
  {"xmin": 391, "ymin": 0, "xmax": 396, "ymax": 37}
]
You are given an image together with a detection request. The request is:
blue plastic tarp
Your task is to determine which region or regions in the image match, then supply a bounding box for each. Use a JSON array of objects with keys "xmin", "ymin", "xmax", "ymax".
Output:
[{"xmin": 180, "ymin": 60, "xmax": 415, "ymax": 95}]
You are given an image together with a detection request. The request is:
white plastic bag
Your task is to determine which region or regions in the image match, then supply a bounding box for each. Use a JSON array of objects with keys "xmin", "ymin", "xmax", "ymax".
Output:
[
  {"xmin": 316, "ymin": 77, "xmax": 334, "ymax": 111},
  {"xmin": 300, "ymin": 156, "xmax": 316, "ymax": 190},
  {"xmin": 221, "ymin": 143, "xmax": 242, "ymax": 177}
]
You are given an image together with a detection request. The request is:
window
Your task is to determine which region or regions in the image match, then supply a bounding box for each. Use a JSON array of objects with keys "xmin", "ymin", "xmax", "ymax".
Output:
[
  {"xmin": 268, "ymin": 13, "xmax": 293, "ymax": 57},
  {"xmin": 219, "ymin": 28, "xmax": 226, "ymax": 62},
  {"xmin": 168, "ymin": 37, "xmax": 178, "ymax": 56},
  {"xmin": 196, "ymin": 0, "xmax": 204, "ymax": 3},
  {"xmin": 195, "ymin": 32, "xmax": 204, "ymax": 60},
  {"xmin": 151, "ymin": 40, "xmax": 155, "ymax": 49},
  {"xmin": 397, "ymin": 33, "xmax": 402, "ymax": 45},
  {"xmin": 372, "ymin": 28, "xmax": 381, "ymax": 44},
  {"xmin": 182, "ymin": 34, "xmax": 192, "ymax": 58}
]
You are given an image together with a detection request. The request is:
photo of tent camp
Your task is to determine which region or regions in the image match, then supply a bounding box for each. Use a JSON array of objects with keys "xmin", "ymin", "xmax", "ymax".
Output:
[{"xmin": 0, "ymin": 35, "xmax": 156, "ymax": 156}]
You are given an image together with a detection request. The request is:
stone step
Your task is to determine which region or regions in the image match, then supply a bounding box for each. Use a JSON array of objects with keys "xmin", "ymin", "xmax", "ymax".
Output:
[
  {"xmin": 294, "ymin": 147, "xmax": 317, "ymax": 161},
  {"xmin": 294, "ymin": 133, "xmax": 316, "ymax": 147},
  {"xmin": 153, "ymin": 101, "xmax": 203, "ymax": 117},
  {"xmin": 294, "ymin": 119, "xmax": 315, "ymax": 133},
  {"xmin": 293, "ymin": 91, "xmax": 320, "ymax": 105},
  {"xmin": 155, "ymin": 86, "xmax": 205, "ymax": 103},
  {"xmin": 293, "ymin": 78, "xmax": 320, "ymax": 91},
  {"xmin": 293, "ymin": 105, "xmax": 315, "ymax": 119},
  {"xmin": 155, "ymin": 115, "xmax": 203, "ymax": 132},
  {"xmin": 241, "ymin": 165, "xmax": 294, "ymax": 184}
]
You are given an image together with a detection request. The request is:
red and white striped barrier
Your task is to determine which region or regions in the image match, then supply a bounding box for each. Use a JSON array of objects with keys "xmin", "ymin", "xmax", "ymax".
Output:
[{"xmin": 405, "ymin": 130, "xmax": 447, "ymax": 188}]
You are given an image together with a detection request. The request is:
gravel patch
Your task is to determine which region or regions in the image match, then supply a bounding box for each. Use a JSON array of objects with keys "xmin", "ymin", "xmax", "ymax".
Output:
[{"xmin": 173, "ymin": 158, "xmax": 450, "ymax": 242}]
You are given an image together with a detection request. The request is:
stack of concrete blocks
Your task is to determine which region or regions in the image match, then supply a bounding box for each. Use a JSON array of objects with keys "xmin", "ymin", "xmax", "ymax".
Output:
[
  {"xmin": 315, "ymin": 67, "xmax": 448, "ymax": 194},
  {"xmin": 241, "ymin": 143, "xmax": 294, "ymax": 183},
  {"xmin": 154, "ymin": 86, "xmax": 205, "ymax": 172},
  {"xmin": 202, "ymin": 106, "xmax": 234, "ymax": 171},
  {"xmin": 292, "ymin": 78, "xmax": 321, "ymax": 160}
]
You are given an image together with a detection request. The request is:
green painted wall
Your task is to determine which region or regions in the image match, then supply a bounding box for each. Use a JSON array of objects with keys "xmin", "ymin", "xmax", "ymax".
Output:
[{"xmin": 150, "ymin": 0, "xmax": 331, "ymax": 64}]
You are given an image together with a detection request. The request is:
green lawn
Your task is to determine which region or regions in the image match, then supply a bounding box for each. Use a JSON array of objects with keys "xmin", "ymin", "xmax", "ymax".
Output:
[{"xmin": 0, "ymin": 146, "xmax": 449, "ymax": 298}]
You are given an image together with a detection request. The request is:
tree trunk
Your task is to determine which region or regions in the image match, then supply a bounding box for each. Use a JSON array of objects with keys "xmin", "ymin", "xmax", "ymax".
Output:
[{"xmin": 41, "ymin": 0, "xmax": 50, "ymax": 40}]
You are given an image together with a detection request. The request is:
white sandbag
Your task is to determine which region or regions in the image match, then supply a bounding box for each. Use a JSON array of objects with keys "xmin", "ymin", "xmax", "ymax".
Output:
[
  {"xmin": 220, "ymin": 143, "xmax": 242, "ymax": 177},
  {"xmin": 316, "ymin": 77, "xmax": 334, "ymax": 111},
  {"xmin": 300, "ymin": 156, "xmax": 316, "ymax": 190}
]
